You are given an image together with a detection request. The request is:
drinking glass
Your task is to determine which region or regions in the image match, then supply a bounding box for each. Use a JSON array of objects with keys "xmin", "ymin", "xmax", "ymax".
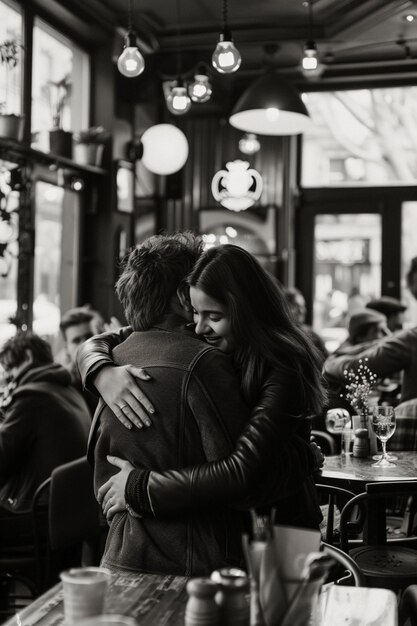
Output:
[{"xmin": 371, "ymin": 406, "xmax": 396, "ymax": 467}]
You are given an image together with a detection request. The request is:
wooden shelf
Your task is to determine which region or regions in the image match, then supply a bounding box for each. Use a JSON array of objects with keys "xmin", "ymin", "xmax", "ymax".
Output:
[{"xmin": 0, "ymin": 136, "xmax": 108, "ymax": 176}]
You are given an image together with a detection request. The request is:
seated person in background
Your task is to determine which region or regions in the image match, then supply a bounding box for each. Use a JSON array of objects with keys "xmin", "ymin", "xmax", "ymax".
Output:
[
  {"xmin": 406, "ymin": 257, "xmax": 417, "ymax": 301},
  {"xmin": 57, "ymin": 308, "xmax": 99, "ymax": 415},
  {"xmin": 323, "ymin": 309, "xmax": 390, "ymax": 433},
  {"xmin": 344, "ymin": 308, "xmax": 390, "ymax": 349},
  {"xmin": 0, "ymin": 333, "xmax": 90, "ymax": 545},
  {"xmin": 323, "ymin": 315, "xmax": 417, "ymax": 407},
  {"xmin": 283, "ymin": 287, "xmax": 328, "ymax": 362},
  {"xmin": 366, "ymin": 296, "xmax": 407, "ymax": 332}
]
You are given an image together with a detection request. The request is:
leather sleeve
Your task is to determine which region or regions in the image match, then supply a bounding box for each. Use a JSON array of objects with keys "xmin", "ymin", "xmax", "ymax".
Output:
[
  {"xmin": 76, "ymin": 326, "xmax": 133, "ymax": 394},
  {"xmin": 126, "ymin": 369, "xmax": 317, "ymax": 516},
  {"xmin": 323, "ymin": 329, "xmax": 416, "ymax": 382}
]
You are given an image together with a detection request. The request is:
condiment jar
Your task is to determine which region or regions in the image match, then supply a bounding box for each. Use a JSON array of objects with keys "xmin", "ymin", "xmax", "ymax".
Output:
[
  {"xmin": 352, "ymin": 428, "xmax": 370, "ymax": 458},
  {"xmin": 185, "ymin": 577, "xmax": 219, "ymax": 626},
  {"xmin": 211, "ymin": 568, "xmax": 249, "ymax": 626}
]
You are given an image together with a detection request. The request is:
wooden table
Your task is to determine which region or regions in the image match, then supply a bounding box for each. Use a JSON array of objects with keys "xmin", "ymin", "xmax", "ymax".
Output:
[
  {"xmin": 3, "ymin": 571, "xmax": 398, "ymax": 626},
  {"xmin": 320, "ymin": 451, "xmax": 417, "ymax": 494}
]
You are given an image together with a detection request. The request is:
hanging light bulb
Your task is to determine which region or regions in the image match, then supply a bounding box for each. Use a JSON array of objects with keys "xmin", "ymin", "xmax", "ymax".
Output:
[
  {"xmin": 238, "ymin": 133, "xmax": 260, "ymax": 155},
  {"xmin": 302, "ymin": 41, "xmax": 319, "ymax": 71},
  {"xmin": 212, "ymin": 0, "xmax": 241, "ymax": 74},
  {"xmin": 300, "ymin": 0, "xmax": 324, "ymax": 78},
  {"xmin": 166, "ymin": 80, "xmax": 192, "ymax": 115},
  {"xmin": 189, "ymin": 72, "xmax": 212, "ymax": 103},
  {"xmin": 117, "ymin": 0, "xmax": 145, "ymax": 78}
]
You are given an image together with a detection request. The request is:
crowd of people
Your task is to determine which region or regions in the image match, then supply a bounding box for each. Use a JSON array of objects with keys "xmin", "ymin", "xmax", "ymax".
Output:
[{"xmin": 0, "ymin": 232, "xmax": 417, "ymax": 578}]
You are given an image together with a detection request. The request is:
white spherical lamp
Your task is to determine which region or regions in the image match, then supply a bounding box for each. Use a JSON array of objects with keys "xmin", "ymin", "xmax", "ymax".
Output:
[{"xmin": 141, "ymin": 124, "xmax": 189, "ymax": 175}]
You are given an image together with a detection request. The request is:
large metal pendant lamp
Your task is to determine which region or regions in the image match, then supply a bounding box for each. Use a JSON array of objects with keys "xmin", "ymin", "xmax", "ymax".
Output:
[{"xmin": 229, "ymin": 71, "xmax": 311, "ymax": 136}]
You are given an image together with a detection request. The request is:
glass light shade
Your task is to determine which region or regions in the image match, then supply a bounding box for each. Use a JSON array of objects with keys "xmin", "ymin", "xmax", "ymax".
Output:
[
  {"xmin": 229, "ymin": 71, "xmax": 311, "ymax": 135},
  {"xmin": 141, "ymin": 124, "xmax": 189, "ymax": 175},
  {"xmin": 166, "ymin": 86, "xmax": 192, "ymax": 115},
  {"xmin": 189, "ymin": 74, "xmax": 212, "ymax": 103},
  {"xmin": 302, "ymin": 42, "xmax": 318, "ymax": 71},
  {"xmin": 238, "ymin": 133, "xmax": 260, "ymax": 155},
  {"xmin": 212, "ymin": 36, "xmax": 241, "ymax": 74},
  {"xmin": 117, "ymin": 38, "xmax": 145, "ymax": 78}
]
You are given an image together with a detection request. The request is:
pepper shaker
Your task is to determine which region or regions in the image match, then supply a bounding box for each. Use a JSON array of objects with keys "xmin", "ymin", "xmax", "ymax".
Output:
[{"xmin": 185, "ymin": 577, "xmax": 219, "ymax": 626}]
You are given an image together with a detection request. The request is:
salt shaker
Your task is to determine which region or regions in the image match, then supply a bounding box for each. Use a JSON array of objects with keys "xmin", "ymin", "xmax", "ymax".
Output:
[
  {"xmin": 211, "ymin": 568, "xmax": 250, "ymax": 626},
  {"xmin": 185, "ymin": 577, "xmax": 219, "ymax": 626}
]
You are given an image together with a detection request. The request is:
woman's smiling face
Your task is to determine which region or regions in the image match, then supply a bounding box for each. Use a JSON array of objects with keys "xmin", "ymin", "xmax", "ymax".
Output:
[{"xmin": 190, "ymin": 286, "xmax": 234, "ymax": 353}]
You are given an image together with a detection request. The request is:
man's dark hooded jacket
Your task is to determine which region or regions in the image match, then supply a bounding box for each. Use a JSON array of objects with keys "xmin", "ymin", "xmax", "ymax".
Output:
[{"xmin": 0, "ymin": 362, "xmax": 91, "ymax": 513}]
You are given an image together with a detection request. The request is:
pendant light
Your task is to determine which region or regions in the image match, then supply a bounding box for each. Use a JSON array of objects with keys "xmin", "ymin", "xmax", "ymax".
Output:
[
  {"xmin": 189, "ymin": 66, "xmax": 212, "ymax": 103},
  {"xmin": 301, "ymin": 0, "xmax": 324, "ymax": 78},
  {"xmin": 117, "ymin": 0, "xmax": 145, "ymax": 77},
  {"xmin": 165, "ymin": 0, "xmax": 191, "ymax": 115},
  {"xmin": 212, "ymin": 0, "xmax": 241, "ymax": 74},
  {"xmin": 229, "ymin": 71, "xmax": 311, "ymax": 136},
  {"xmin": 238, "ymin": 133, "xmax": 260, "ymax": 155}
]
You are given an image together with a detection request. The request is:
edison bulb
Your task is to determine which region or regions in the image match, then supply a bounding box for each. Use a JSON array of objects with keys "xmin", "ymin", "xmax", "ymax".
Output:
[
  {"xmin": 212, "ymin": 37, "xmax": 241, "ymax": 74},
  {"xmin": 166, "ymin": 86, "xmax": 192, "ymax": 115},
  {"xmin": 117, "ymin": 35, "xmax": 145, "ymax": 78},
  {"xmin": 189, "ymin": 74, "xmax": 212, "ymax": 103},
  {"xmin": 141, "ymin": 124, "xmax": 189, "ymax": 175},
  {"xmin": 302, "ymin": 42, "xmax": 319, "ymax": 71}
]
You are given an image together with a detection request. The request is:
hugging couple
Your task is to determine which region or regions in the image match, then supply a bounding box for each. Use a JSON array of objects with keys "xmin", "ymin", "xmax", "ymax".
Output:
[{"xmin": 78, "ymin": 231, "xmax": 326, "ymax": 575}]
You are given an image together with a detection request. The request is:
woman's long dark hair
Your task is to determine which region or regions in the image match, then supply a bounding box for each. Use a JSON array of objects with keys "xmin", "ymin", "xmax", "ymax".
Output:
[{"xmin": 188, "ymin": 244, "xmax": 326, "ymax": 414}]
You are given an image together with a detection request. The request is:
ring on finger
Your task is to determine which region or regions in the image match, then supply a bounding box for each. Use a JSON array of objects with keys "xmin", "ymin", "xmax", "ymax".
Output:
[{"xmin": 119, "ymin": 404, "xmax": 128, "ymax": 410}]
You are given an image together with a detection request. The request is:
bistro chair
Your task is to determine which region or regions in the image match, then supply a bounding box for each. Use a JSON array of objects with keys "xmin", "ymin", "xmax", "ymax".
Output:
[
  {"xmin": 316, "ymin": 484, "xmax": 358, "ymax": 546},
  {"xmin": 340, "ymin": 481, "xmax": 417, "ymax": 590},
  {"xmin": 32, "ymin": 456, "xmax": 102, "ymax": 592},
  {"xmin": 399, "ymin": 585, "xmax": 417, "ymax": 626},
  {"xmin": 321, "ymin": 542, "xmax": 365, "ymax": 587},
  {"xmin": 311, "ymin": 430, "xmax": 337, "ymax": 456}
]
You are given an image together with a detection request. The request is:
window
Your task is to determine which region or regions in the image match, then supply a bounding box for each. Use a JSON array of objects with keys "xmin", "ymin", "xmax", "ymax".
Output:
[
  {"xmin": 0, "ymin": 0, "xmax": 22, "ymax": 115},
  {"xmin": 31, "ymin": 19, "xmax": 89, "ymax": 150},
  {"xmin": 313, "ymin": 214, "xmax": 382, "ymax": 352},
  {"xmin": 33, "ymin": 181, "xmax": 81, "ymax": 343},
  {"xmin": 401, "ymin": 202, "xmax": 417, "ymax": 327},
  {"xmin": 0, "ymin": 161, "xmax": 19, "ymax": 344},
  {"xmin": 302, "ymin": 87, "xmax": 417, "ymax": 187}
]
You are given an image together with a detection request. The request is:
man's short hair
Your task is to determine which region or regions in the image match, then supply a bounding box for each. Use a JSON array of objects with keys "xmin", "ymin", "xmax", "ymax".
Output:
[
  {"xmin": 60, "ymin": 309, "xmax": 94, "ymax": 338},
  {"xmin": 0, "ymin": 332, "xmax": 53, "ymax": 371},
  {"xmin": 116, "ymin": 232, "xmax": 203, "ymax": 331}
]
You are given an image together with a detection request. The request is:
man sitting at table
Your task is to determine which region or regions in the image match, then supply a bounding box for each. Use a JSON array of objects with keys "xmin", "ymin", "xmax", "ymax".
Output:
[{"xmin": 0, "ymin": 333, "xmax": 91, "ymax": 546}]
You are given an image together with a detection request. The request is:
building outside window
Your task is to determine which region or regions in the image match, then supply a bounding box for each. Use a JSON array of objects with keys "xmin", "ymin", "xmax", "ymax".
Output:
[{"xmin": 302, "ymin": 87, "xmax": 417, "ymax": 187}]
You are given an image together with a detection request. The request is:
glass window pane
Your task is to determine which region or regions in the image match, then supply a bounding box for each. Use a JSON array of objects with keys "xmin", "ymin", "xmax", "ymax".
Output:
[
  {"xmin": 313, "ymin": 214, "xmax": 381, "ymax": 352},
  {"xmin": 302, "ymin": 87, "xmax": 417, "ymax": 187},
  {"xmin": 33, "ymin": 182, "xmax": 80, "ymax": 346},
  {"xmin": 0, "ymin": 161, "xmax": 19, "ymax": 346},
  {"xmin": 401, "ymin": 201, "xmax": 417, "ymax": 327},
  {"xmin": 0, "ymin": 0, "xmax": 22, "ymax": 115},
  {"xmin": 31, "ymin": 19, "xmax": 89, "ymax": 150}
]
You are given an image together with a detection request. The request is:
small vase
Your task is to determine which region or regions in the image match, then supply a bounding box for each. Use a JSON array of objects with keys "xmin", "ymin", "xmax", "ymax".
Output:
[{"xmin": 49, "ymin": 129, "xmax": 73, "ymax": 158}]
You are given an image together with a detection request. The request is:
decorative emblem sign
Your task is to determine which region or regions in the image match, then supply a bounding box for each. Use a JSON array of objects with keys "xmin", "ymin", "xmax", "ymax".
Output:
[{"xmin": 211, "ymin": 160, "xmax": 263, "ymax": 212}]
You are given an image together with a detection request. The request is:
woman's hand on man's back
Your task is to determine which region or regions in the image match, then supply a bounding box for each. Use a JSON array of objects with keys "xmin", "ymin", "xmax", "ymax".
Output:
[{"xmin": 93, "ymin": 364, "xmax": 155, "ymax": 429}]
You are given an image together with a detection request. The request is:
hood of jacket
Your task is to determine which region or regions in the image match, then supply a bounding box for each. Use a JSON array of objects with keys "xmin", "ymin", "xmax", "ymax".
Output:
[{"xmin": 12, "ymin": 362, "xmax": 72, "ymax": 398}]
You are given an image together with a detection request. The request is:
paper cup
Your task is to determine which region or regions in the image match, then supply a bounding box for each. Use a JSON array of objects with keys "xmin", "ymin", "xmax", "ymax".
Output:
[{"xmin": 60, "ymin": 567, "xmax": 111, "ymax": 625}]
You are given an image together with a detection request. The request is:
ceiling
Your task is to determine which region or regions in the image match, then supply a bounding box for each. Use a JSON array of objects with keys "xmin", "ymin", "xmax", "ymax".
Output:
[{"xmin": 56, "ymin": 0, "xmax": 417, "ymax": 86}]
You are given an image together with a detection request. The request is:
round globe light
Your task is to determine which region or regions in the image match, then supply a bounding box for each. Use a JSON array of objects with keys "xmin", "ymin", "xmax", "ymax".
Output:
[{"xmin": 141, "ymin": 124, "xmax": 189, "ymax": 175}]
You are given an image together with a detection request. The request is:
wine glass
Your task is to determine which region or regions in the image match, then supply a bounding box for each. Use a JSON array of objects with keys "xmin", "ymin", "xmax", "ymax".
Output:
[{"xmin": 371, "ymin": 406, "xmax": 396, "ymax": 467}]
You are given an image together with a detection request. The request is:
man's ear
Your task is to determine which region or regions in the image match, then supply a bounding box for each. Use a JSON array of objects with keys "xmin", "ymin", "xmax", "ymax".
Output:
[
  {"xmin": 177, "ymin": 284, "xmax": 191, "ymax": 312},
  {"xmin": 24, "ymin": 349, "xmax": 34, "ymax": 366}
]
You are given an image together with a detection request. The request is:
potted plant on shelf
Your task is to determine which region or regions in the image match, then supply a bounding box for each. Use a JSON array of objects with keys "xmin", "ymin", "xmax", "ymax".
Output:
[
  {"xmin": 73, "ymin": 126, "xmax": 110, "ymax": 167},
  {"xmin": 48, "ymin": 74, "xmax": 73, "ymax": 158},
  {"xmin": 0, "ymin": 39, "xmax": 23, "ymax": 141}
]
